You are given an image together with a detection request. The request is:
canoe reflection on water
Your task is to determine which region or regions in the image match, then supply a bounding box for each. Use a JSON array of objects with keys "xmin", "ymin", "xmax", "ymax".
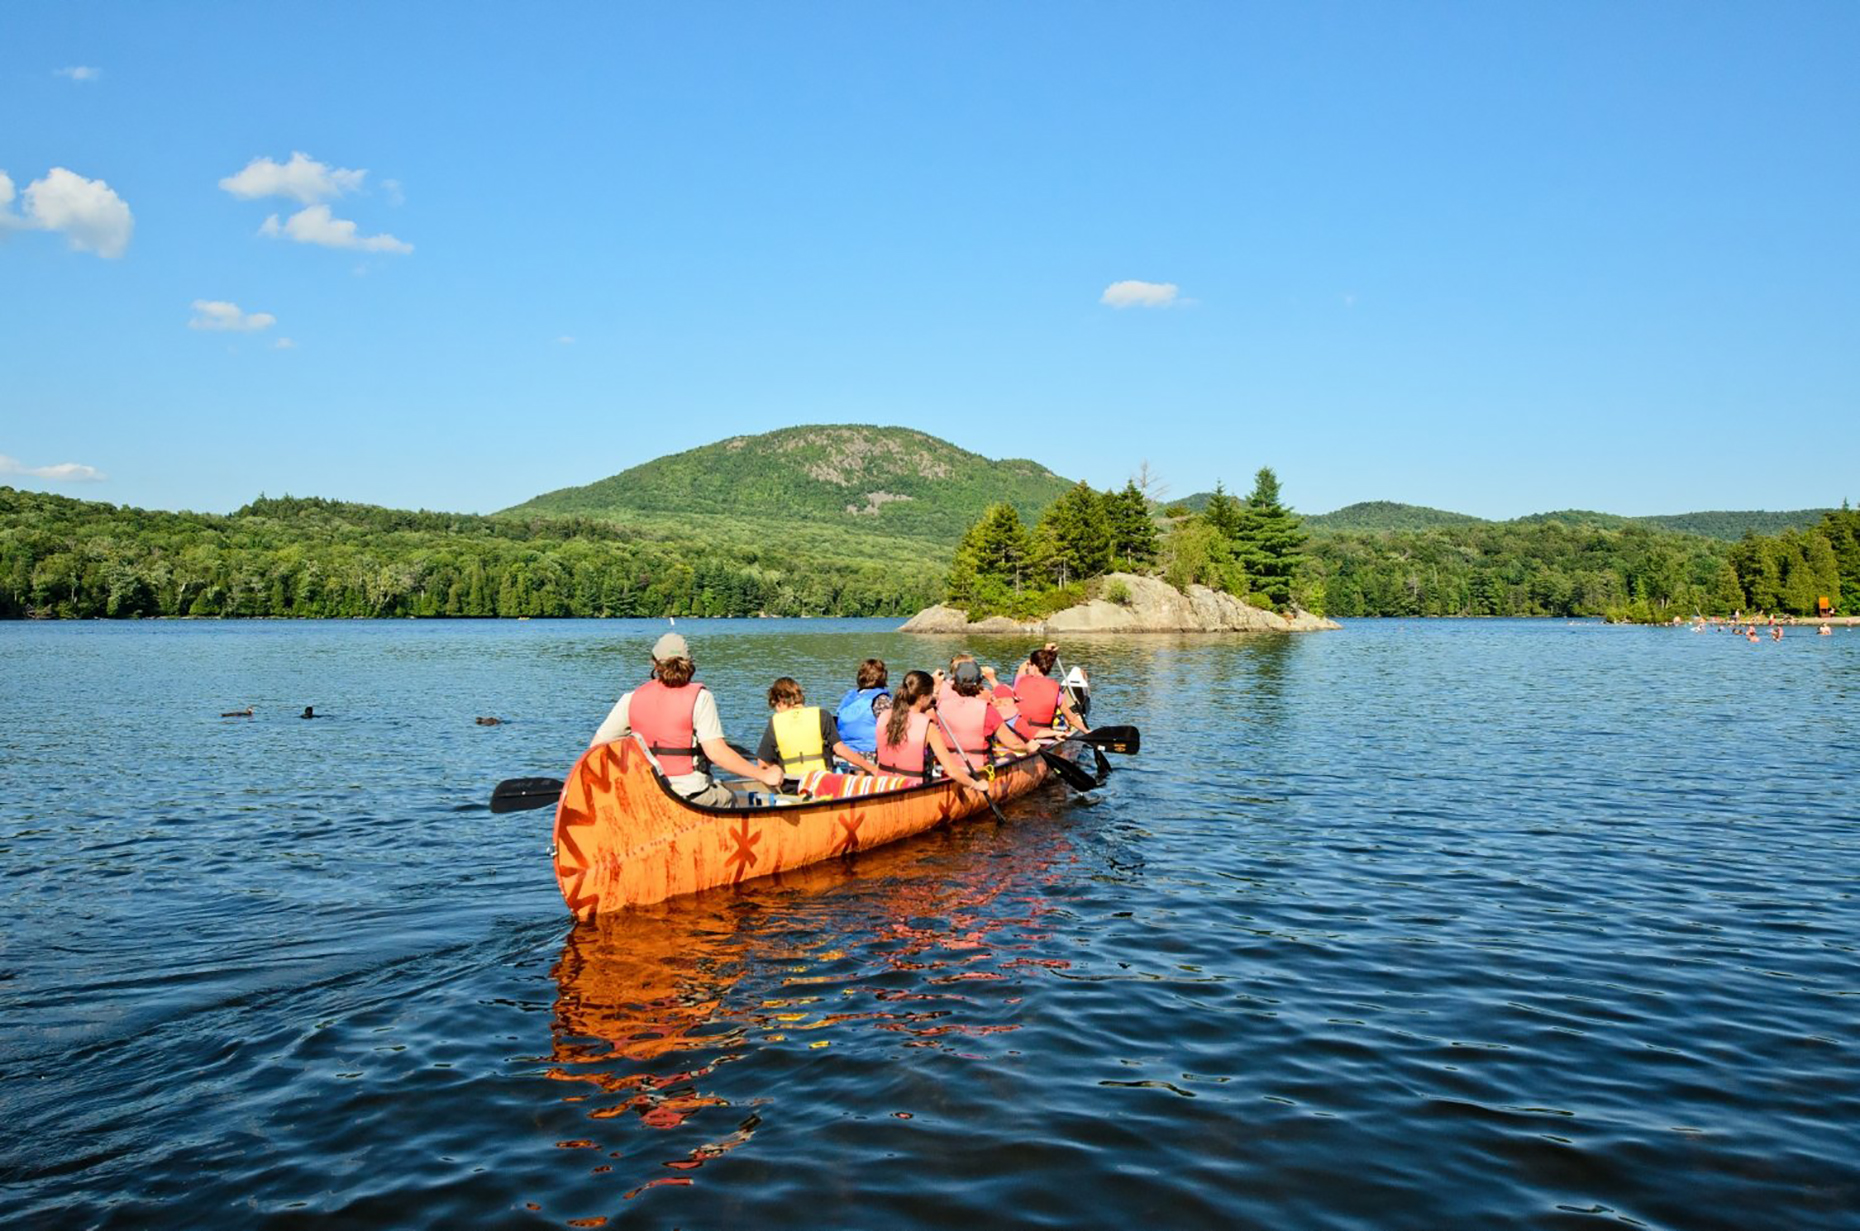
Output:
[{"xmin": 542, "ymin": 818, "xmax": 1080, "ymax": 1204}]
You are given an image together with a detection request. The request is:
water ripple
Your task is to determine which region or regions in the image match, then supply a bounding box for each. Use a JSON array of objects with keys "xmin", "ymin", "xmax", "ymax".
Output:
[{"xmin": 2, "ymin": 619, "xmax": 1858, "ymax": 1228}]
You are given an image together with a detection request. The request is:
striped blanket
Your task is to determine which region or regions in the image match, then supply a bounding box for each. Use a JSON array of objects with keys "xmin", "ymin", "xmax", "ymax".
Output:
[{"xmin": 796, "ymin": 770, "xmax": 918, "ymax": 799}]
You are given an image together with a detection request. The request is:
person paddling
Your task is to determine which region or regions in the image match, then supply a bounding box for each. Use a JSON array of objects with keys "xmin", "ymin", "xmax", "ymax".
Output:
[
  {"xmin": 757, "ymin": 676, "xmax": 882, "ymax": 787},
  {"xmin": 936, "ymin": 659, "xmax": 1033, "ymax": 770},
  {"xmin": 833, "ymin": 658, "xmax": 892, "ymax": 768},
  {"xmin": 589, "ymin": 632, "xmax": 782, "ymax": 805},
  {"xmin": 875, "ymin": 670, "xmax": 994, "ymax": 795},
  {"xmin": 1010, "ymin": 646, "xmax": 1090, "ymax": 739}
]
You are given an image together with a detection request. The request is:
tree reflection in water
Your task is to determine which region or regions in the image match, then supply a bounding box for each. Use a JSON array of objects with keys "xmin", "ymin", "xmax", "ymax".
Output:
[{"xmin": 544, "ymin": 818, "xmax": 1079, "ymax": 1204}]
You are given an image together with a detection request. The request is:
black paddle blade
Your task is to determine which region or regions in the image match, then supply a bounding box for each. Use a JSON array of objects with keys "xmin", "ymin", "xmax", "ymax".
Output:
[
  {"xmin": 489, "ymin": 776, "xmax": 565, "ymax": 814},
  {"xmin": 1079, "ymin": 725, "xmax": 1140, "ymax": 755},
  {"xmin": 1041, "ymin": 748, "xmax": 1099, "ymax": 793},
  {"xmin": 1092, "ymin": 745, "xmax": 1112, "ymax": 783}
]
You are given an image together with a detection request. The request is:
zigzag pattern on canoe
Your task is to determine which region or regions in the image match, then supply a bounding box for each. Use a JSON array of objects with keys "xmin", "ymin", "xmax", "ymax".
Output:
[{"xmin": 552, "ymin": 731, "xmax": 1076, "ymax": 913}]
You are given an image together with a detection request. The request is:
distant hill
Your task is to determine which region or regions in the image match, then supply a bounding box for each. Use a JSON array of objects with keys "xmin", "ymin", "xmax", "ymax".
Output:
[
  {"xmin": 1173, "ymin": 496, "xmax": 1832, "ymax": 541},
  {"xmin": 1622, "ymin": 510, "xmax": 1833, "ymax": 539},
  {"xmin": 1306, "ymin": 501, "xmax": 1486, "ymax": 533},
  {"xmin": 506, "ymin": 425, "xmax": 1074, "ymax": 542}
]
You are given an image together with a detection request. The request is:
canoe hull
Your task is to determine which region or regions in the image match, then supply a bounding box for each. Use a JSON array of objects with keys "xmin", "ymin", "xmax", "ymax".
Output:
[{"xmin": 552, "ymin": 738, "xmax": 1062, "ymax": 917}]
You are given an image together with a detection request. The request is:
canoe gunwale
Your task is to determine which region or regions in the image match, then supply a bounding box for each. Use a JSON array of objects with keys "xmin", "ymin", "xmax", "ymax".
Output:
[{"xmin": 623, "ymin": 736, "xmax": 1080, "ymax": 821}]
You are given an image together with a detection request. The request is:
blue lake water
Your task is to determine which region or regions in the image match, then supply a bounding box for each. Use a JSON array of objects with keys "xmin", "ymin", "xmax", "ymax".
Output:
[{"xmin": 2, "ymin": 618, "xmax": 1857, "ymax": 1229}]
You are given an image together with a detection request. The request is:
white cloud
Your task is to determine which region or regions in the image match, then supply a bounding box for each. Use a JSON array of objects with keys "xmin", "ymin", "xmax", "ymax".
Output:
[
  {"xmin": 189, "ymin": 300, "xmax": 277, "ymax": 332},
  {"xmin": 220, "ymin": 152, "xmax": 365, "ymax": 204},
  {"xmin": 55, "ymin": 66, "xmax": 101, "ymax": 82},
  {"xmin": 1100, "ymin": 280, "xmax": 1181, "ymax": 309},
  {"xmin": 1, "ymin": 167, "xmax": 135, "ymax": 257},
  {"xmin": 274, "ymin": 337, "xmax": 297, "ymax": 349},
  {"xmin": 259, "ymin": 204, "xmax": 411, "ymax": 254},
  {"xmin": 0, "ymin": 453, "xmax": 106, "ymax": 482},
  {"xmin": 381, "ymin": 178, "xmax": 405, "ymax": 206},
  {"xmin": 557, "ymin": 335, "xmax": 576, "ymax": 345}
]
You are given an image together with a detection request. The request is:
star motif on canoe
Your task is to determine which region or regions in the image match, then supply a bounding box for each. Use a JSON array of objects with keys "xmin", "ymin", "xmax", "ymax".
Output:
[
  {"xmin": 834, "ymin": 807, "xmax": 867, "ymax": 857},
  {"xmin": 725, "ymin": 816, "xmax": 761, "ymax": 882}
]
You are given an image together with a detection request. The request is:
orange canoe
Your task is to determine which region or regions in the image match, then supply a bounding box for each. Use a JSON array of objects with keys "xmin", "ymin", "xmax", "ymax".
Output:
[{"xmin": 552, "ymin": 738, "xmax": 1081, "ymax": 918}]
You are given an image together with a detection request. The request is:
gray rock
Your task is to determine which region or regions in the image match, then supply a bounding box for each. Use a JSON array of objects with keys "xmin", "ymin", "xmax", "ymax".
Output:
[
  {"xmin": 897, "ymin": 605, "xmax": 974, "ymax": 633},
  {"xmin": 898, "ymin": 573, "xmax": 1341, "ymax": 634}
]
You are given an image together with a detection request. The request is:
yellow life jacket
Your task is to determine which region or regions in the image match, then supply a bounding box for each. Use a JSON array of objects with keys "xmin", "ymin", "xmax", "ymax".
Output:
[{"xmin": 771, "ymin": 706, "xmax": 830, "ymax": 777}]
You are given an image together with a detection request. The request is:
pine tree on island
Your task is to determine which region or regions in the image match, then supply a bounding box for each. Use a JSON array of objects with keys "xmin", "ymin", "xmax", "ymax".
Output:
[
  {"xmin": 945, "ymin": 502, "xmax": 1034, "ymax": 609},
  {"xmin": 1106, "ymin": 481, "xmax": 1160, "ymax": 569},
  {"xmin": 1201, "ymin": 480, "xmax": 1244, "ymax": 541},
  {"xmin": 1029, "ymin": 482, "xmax": 1113, "ymax": 588},
  {"xmin": 1231, "ymin": 467, "xmax": 1307, "ymax": 610}
]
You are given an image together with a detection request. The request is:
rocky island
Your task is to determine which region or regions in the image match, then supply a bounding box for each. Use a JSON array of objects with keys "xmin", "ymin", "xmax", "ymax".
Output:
[{"xmin": 900, "ymin": 572, "xmax": 1341, "ymax": 635}]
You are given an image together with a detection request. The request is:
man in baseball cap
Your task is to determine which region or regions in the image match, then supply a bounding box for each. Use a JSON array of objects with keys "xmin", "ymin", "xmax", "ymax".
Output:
[{"xmin": 590, "ymin": 631, "xmax": 782, "ymax": 804}]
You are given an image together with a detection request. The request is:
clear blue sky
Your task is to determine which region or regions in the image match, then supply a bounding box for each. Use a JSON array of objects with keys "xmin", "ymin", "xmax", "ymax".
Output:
[{"xmin": 5, "ymin": 2, "xmax": 1856, "ymax": 519}]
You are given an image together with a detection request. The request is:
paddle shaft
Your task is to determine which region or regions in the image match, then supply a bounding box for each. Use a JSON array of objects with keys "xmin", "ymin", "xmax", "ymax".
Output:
[{"xmin": 929, "ymin": 706, "xmax": 1010, "ymax": 824}]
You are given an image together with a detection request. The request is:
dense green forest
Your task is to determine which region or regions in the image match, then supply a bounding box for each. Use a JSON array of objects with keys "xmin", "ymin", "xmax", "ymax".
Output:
[
  {"xmin": 1173, "ymin": 496, "xmax": 1834, "ymax": 540},
  {"xmin": 0, "ymin": 489, "xmax": 940, "ymax": 619},
  {"xmin": 1305, "ymin": 508, "xmax": 1860, "ymax": 620},
  {"xmin": 509, "ymin": 424, "xmax": 1072, "ymax": 541}
]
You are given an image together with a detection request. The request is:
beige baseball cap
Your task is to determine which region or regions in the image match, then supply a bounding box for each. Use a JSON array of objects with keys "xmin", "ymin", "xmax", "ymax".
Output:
[{"xmin": 652, "ymin": 632, "xmax": 690, "ymax": 660}]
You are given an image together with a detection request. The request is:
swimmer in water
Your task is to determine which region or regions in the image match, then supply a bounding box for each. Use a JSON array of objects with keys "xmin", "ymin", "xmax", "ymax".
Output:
[{"xmin": 1819, "ymin": 624, "xmax": 1833, "ymax": 636}]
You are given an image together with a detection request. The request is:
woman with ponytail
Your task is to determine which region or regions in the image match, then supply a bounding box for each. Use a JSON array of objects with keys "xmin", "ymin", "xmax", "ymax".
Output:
[{"xmin": 875, "ymin": 670, "xmax": 992, "ymax": 795}]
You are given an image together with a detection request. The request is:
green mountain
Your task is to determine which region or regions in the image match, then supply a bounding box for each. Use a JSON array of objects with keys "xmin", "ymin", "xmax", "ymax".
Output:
[
  {"xmin": 506, "ymin": 424, "xmax": 1074, "ymax": 543},
  {"xmin": 1618, "ymin": 510, "xmax": 1832, "ymax": 539},
  {"xmin": 1306, "ymin": 501, "xmax": 1486, "ymax": 533},
  {"xmin": 1177, "ymin": 496, "xmax": 1833, "ymax": 541}
]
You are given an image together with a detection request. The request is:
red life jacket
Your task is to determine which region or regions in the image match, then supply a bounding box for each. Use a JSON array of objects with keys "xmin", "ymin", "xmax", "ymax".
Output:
[
  {"xmin": 1015, "ymin": 674, "xmax": 1062, "ymax": 726},
  {"xmin": 629, "ymin": 679, "xmax": 706, "ymax": 776},
  {"xmin": 937, "ymin": 691, "xmax": 993, "ymax": 769},
  {"xmin": 876, "ymin": 708, "xmax": 932, "ymax": 780}
]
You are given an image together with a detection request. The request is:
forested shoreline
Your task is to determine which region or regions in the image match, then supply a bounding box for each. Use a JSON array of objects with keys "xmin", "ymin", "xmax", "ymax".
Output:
[
  {"xmin": 0, "ymin": 489, "xmax": 938, "ymax": 619},
  {"xmin": 1306, "ymin": 509, "xmax": 1858, "ymax": 621},
  {"xmin": 4, "ymin": 484, "xmax": 1855, "ymax": 623}
]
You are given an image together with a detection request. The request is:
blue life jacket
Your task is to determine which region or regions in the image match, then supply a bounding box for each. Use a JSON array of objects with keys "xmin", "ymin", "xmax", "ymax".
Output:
[{"xmin": 834, "ymin": 686, "xmax": 890, "ymax": 755}]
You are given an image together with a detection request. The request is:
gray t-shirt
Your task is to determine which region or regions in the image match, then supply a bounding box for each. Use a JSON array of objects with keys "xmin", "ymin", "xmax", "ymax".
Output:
[{"xmin": 590, "ymin": 686, "xmax": 725, "ymax": 798}]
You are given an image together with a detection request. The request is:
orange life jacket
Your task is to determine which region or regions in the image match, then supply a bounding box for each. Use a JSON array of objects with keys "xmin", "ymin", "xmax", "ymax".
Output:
[
  {"xmin": 630, "ymin": 679, "xmax": 706, "ymax": 777},
  {"xmin": 937, "ymin": 691, "xmax": 993, "ymax": 769},
  {"xmin": 1015, "ymin": 674, "xmax": 1062, "ymax": 726},
  {"xmin": 876, "ymin": 708, "xmax": 932, "ymax": 780}
]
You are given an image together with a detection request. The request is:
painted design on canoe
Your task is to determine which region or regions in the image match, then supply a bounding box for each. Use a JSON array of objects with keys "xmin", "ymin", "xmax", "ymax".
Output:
[{"xmin": 552, "ymin": 737, "xmax": 1075, "ymax": 917}]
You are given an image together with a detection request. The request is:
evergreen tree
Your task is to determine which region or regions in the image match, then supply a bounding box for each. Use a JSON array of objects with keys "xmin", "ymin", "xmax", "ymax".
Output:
[
  {"xmin": 1202, "ymin": 481, "xmax": 1243, "ymax": 540},
  {"xmin": 1708, "ymin": 560, "xmax": 1746, "ymax": 612},
  {"xmin": 1107, "ymin": 480, "xmax": 1160, "ymax": 569},
  {"xmin": 945, "ymin": 502, "xmax": 1034, "ymax": 605},
  {"xmin": 1817, "ymin": 503, "xmax": 1860, "ymax": 607},
  {"xmin": 1232, "ymin": 466, "xmax": 1308, "ymax": 609},
  {"xmin": 1030, "ymin": 482, "xmax": 1113, "ymax": 587}
]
